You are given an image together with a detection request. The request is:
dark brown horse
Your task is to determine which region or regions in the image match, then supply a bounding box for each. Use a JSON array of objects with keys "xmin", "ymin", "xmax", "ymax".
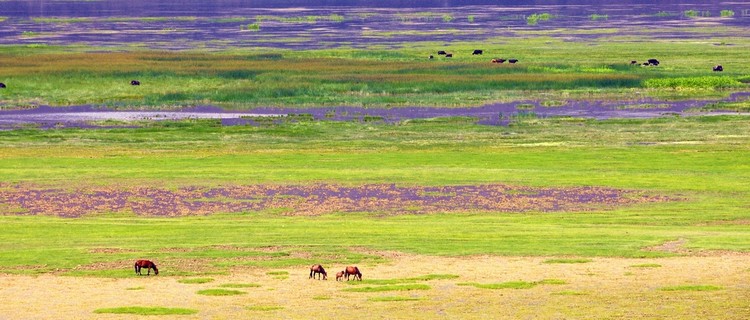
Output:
[
  {"xmin": 344, "ymin": 266, "xmax": 362, "ymax": 281},
  {"xmin": 309, "ymin": 264, "xmax": 327, "ymax": 280},
  {"xmin": 134, "ymin": 259, "xmax": 158, "ymax": 276}
]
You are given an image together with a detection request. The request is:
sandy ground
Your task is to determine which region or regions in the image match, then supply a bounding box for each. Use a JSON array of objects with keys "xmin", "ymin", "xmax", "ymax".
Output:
[{"xmin": 1, "ymin": 254, "xmax": 749, "ymax": 319}]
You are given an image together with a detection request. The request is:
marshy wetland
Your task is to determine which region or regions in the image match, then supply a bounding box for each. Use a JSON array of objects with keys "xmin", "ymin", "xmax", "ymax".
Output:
[{"xmin": 1, "ymin": 0, "xmax": 750, "ymax": 319}]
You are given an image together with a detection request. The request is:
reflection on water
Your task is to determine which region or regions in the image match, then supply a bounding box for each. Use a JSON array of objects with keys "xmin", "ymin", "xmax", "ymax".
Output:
[
  {"xmin": 0, "ymin": 0, "xmax": 748, "ymax": 49},
  {"xmin": 1, "ymin": 92, "xmax": 748, "ymax": 129}
]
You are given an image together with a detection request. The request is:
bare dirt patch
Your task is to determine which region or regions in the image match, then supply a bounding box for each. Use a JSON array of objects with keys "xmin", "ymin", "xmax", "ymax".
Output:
[
  {"xmin": 1, "ymin": 254, "xmax": 749, "ymax": 319},
  {"xmin": 643, "ymin": 238, "xmax": 750, "ymax": 257},
  {"xmin": 0, "ymin": 183, "xmax": 671, "ymax": 217}
]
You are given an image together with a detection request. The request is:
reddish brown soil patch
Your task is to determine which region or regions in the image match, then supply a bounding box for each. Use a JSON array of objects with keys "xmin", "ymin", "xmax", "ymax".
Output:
[{"xmin": 0, "ymin": 183, "xmax": 671, "ymax": 217}]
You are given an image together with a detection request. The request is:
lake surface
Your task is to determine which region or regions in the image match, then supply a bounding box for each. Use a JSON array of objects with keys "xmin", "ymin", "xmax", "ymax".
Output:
[{"xmin": 1, "ymin": 0, "xmax": 749, "ymax": 49}]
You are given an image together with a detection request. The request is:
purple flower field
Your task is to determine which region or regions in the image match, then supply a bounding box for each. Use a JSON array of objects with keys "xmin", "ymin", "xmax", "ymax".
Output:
[
  {"xmin": 0, "ymin": 183, "xmax": 671, "ymax": 217},
  {"xmin": 1, "ymin": 0, "xmax": 748, "ymax": 50}
]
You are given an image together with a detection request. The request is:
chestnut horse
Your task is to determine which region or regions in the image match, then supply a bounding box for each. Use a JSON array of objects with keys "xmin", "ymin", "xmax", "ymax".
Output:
[
  {"xmin": 134, "ymin": 260, "xmax": 159, "ymax": 276},
  {"xmin": 309, "ymin": 264, "xmax": 327, "ymax": 280},
  {"xmin": 335, "ymin": 270, "xmax": 344, "ymax": 281},
  {"xmin": 344, "ymin": 266, "xmax": 362, "ymax": 281}
]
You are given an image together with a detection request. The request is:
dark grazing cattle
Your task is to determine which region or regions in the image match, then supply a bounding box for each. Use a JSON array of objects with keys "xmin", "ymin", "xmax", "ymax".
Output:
[
  {"xmin": 445, "ymin": 53, "xmax": 453, "ymax": 58},
  {"xmin": 472, "ymin": 50, "xmax": 483, "ymax": 55},
  {"xmin": 429, "ymin": 55, "xmax": 434, "ymax": 60},
  {"xmin": 647, "ymin": 59, "xmax": 660, "ymax": 66},
  {"xmin": 491, "ymin": 58, "xmax": 506, "ymax": 63},
  {"xmin": 0, "ymin": 82, "xmax": 5, "ymax": 88},
  {"xmin": 437, "ymin": 50, "xmax": 447, "ymax": 55},
  {"xmin": 508, "ymin": 59, "xmax": 518, "ymax": 64},
  {"xmin": 630, "ymin": 60, "xmax": 638, "ymax": 65},
  {"xmin": 130, "ymin": 80, "xmax": 140, "ymax": 86},
  {"xmin": 713, "ymin": 65, "xmax": 723, "ymax": 72}
]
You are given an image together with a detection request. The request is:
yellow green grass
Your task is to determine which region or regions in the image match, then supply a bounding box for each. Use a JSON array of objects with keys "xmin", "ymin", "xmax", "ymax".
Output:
[{"xmin": 93, "ymin": 306, "xmax": 198, "ymax": 315}]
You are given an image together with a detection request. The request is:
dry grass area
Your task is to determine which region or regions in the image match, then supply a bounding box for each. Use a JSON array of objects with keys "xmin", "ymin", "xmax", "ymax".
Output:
[{"xmin": 2, "ymin": 254, "xmax": 749, "ymax": 319}]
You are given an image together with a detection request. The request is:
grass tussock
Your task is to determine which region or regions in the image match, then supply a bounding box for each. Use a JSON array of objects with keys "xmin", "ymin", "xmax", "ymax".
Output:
[
  {"xmin": 543, "ymin": 258, "xmax": 593, "ymax": 264},
  {"xmin": 458, "ymin": 279, "xmax": 566, "ymax": 290},
  {"xmin": 368, "ymin": 296, "xmax": 424, "ymax": 302},
  {"xmin": 197, "ymin": 289, "xmax": 247, "ymax": 296},
  {"xmin": 342, "ymin": 284, "xmax": 431, "ymax": 292},
  {"xmin": 347, "ymin": 274, "xmax": 459, "ymax": 286},
  {"xmin": 247, "ymin": 305, "xmax": 284, "ymax": 311},
  {"xmin": 93, "ymin": 306, "xmax": 198, "ymax": 315},
  {"xmin": 660, "ymin": 285, "xmax": 723, "ymax": 292},
  {"xmin": 178, "ymin": 277, "xmax": 214, "ymax": 284},
  {"xmin": 219, "ymin": 283, "xmax": 261, "ymax": 288}
]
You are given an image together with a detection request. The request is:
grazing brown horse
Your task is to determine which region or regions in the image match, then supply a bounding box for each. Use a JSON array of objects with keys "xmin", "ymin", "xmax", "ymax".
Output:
[
  {"xmin": 134, "ymin": 260, "xmax": 158, "ymax": 276},
  {"xmin": 335, "ymin": 270, "xmax": 344, "ymax": 281},
  {"xmin": 344, "ymin": 266, "xmax": 362, "ymax": 281},
  {"xmin": 309, "ymin": 264, "xmax": 327, "ymax": 280}
]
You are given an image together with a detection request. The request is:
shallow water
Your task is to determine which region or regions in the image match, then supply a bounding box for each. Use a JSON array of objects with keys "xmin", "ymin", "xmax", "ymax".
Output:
[
  {"xmin": 1, "ymin": 0, "xmax": 748, "ymax": 49},
  {"xmin": 1, "ymin": 92, "xmax": 747, "ymax": 129}
]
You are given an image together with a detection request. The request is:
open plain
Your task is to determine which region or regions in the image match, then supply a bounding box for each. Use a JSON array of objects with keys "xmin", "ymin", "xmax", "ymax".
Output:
[{"xmin": 1, "ymin": 0, "xmax": 750, "ymax": 319}]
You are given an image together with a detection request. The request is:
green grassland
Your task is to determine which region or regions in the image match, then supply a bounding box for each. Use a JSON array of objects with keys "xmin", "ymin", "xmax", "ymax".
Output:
[
  {"xmin": 0, "ymin": 35, "xmax": 749, "ymax": 108},
  {"xmin": 0, "ymin": 115, "xmax": 749, "ymax": 275},
  {"xmin": 1, "ymin": 26, "xmax": 750, "ymax": 276}
]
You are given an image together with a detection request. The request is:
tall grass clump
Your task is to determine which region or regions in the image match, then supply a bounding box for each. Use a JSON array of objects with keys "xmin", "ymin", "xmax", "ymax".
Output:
[
  {"xmin": 247, "ymin": 305, "xmax": 284, "ymax": 311},
  {"xmin": 660, "ymin": 285, "xmax": 722, "ymax": 291},
  {"xmin": 32, "ymin": 17, "xmax": 92, "ymax": 23},
  {"xmin": 590, "ymin": 14, "xmax": 608, "ymax": 21},
  {"xmin": 467, "ymin": 15, "xmax": 475, "ymax": 23},
  {"xmin": 458, "ymin": 279, "xmax": 565, "ymax": 289},
  {"xmin": 94, "ymin": 307, "xmax": 198, "ymax": 315},
  {"xmin": 442, "ymin": 14, "xmax": 454, "ymax": 23},
  {"xmin": 197, "ymin": 289, "xmax": 247, "ymax": 296},
  {"xmin": 178, "ymin": 278, "xmax": 214, "ymax": 284},
  {"xmin": 643, "ymin": 76, "xmax": 742, "ymax": 89},
  {"xmin": 244, "ymin": 23, "xmax": 260, "ymax": 31},
  {"xmin": 720, "ymin": 10, "xmax": 735, "ymax": 17},
  {"xmin": 369, "ymin": 296, "xmax": 423, "ymax": 302},
  {"xmin": 343, "ymin": 284, "xmax": 431, "ymax": 292},
  {"xmin": 684, "ymin": 10, "xmax": 710, "ymax": 18},
  {"xmin": 527, "ymin": 13, "xmax": 552, "ymax": 25}
]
